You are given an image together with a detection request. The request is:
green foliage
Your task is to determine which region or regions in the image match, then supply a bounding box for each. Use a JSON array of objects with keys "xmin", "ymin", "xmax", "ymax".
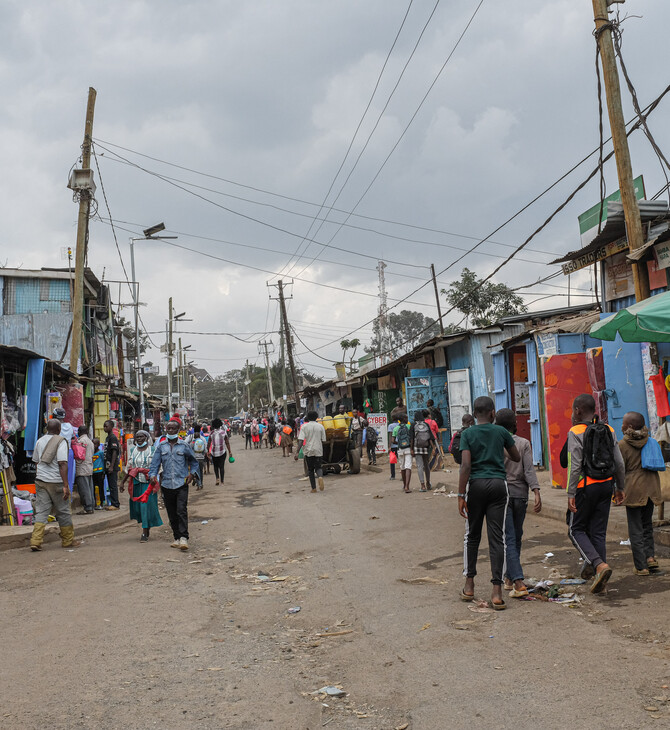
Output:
[
  {"xmin": 367, "ymin": 310, "xmax": 440, "ymax": 357},
  {"xmin": 441, "ymin": 268, "xmax": 526, "ymax": 328}
]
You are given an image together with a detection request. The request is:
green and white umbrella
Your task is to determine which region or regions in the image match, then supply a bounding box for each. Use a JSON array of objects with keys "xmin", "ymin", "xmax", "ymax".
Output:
[{"xmin": 589, "ymin": 291, "xmax": 670, "ymax": 343}]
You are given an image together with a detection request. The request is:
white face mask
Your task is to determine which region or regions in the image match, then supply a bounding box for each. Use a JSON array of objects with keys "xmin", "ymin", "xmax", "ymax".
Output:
[{"xmin": 167, "ymin": 433, "xmax": 178, "ymax": 441}]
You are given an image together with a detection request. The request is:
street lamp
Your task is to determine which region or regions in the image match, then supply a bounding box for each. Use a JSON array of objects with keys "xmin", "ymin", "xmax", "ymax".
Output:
[{"xmin": 129, "ymin": 223, "xmax": 177, "ymax": 427}]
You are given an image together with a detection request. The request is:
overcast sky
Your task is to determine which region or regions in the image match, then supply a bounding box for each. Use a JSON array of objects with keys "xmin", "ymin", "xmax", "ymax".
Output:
[{"xmin": 1, "ymin": 0, "xmax": 669, "ymax": 380}]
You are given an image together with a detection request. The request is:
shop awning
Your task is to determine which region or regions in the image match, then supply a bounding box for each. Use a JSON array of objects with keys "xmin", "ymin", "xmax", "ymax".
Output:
[{"xmin": 589, "ymin": 291, "xmax": 670, "ymax": 342}]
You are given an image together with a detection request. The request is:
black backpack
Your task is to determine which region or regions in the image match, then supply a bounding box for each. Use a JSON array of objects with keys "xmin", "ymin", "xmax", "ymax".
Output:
[
  {"xmin": 366, "ymin": 425, "xmax": 378, "ymax": 443},
  {"xmin": 582, "ymin": 419, "xmax": 615, "ymax": 481}
]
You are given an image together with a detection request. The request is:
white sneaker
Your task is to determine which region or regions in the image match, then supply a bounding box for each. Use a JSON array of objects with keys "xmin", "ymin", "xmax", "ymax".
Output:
[
  {"xmin": 179, "ymin": 537, "xmax": 189, "ymax": 551},
  {"xmin": 318, "ymin": 476, "xmax": 324, "ymax": 491},
  {"xmin": 170, "ymin": 539, "xmax": 180, "ymax": 549}
]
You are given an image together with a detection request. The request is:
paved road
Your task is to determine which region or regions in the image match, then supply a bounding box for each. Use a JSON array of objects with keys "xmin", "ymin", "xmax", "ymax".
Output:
[{"xmin": 2, "ymin": 442, "xmax": 670, "ymax": 729}]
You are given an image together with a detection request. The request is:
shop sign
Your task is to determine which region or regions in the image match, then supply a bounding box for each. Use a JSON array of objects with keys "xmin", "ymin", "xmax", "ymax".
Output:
[
  {"xmin": 561, "ymin": 238, "xmax": 627, "ymax": 275},
  {"xmin": 655, "ymin": 240, "xmax": 670, "ymax": 270},
  {"xmin": 366, "ymin": 412, "xmax": 388, "ymax": 454},
  {"xmin": 604, "ymin": 252, "xmax": 635, "ymax": 302}
]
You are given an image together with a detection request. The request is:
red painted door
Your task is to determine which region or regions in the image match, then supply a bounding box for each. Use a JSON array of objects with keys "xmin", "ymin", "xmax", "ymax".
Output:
[{"xmin": 542, "ymin": 353, "xmax": 591, "ymax": 490}]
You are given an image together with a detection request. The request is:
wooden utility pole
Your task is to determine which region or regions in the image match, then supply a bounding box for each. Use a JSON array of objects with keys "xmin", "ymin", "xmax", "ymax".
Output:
[
  {"xmin": 430, "ymin": 264, "xmax": 445, "ymax": 335},
  {"xmin": 278, "ymin": 280, "xmax": 299, "ymax": 411},
  {"xmin": 69, "ymin": 87, "xmax": 97, "ymax": 372},
  {"xmin": 245, "ymin": 360, "xmax": 251, "ymax": 412},
  {"xmin": 592, "ymin": 0, "xmax": 649, "ymax": 301}
]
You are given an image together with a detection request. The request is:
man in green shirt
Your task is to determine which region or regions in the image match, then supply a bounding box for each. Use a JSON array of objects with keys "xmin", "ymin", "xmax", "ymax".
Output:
[{"xmin": 458, "ymin": 396, "xmax": 520, "ymax": 610}]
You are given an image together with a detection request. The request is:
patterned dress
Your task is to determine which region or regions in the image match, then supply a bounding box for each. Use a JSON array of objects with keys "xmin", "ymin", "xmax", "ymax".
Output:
[{"xmin": 127, "ymin": 445, "xmax": 163, "ymax": 529}]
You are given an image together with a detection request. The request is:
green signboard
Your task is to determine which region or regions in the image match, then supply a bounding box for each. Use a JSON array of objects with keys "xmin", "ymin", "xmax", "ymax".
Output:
[{"xmin": 578, "ymin": 175, "xmax": 645, "ymax": 245}]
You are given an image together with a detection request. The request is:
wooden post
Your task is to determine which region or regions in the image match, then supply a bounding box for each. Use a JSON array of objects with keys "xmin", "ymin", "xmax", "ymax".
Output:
[
  {"xmin": 69, "ymin": 87, "xmax": 97, "ymax": 372},
  {"xmin": 592, "ymin": 0, "xmax": 649, "ymax": 301},
  {"xmin": 278, "ymin": 280, "xmax": 299, "ymax": 411}
]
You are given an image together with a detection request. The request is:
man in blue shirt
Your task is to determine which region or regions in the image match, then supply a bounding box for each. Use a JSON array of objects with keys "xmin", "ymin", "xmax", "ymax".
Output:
[{"xmin": 149, "ymin": 419, "xmax": 199, "ymax": 550}]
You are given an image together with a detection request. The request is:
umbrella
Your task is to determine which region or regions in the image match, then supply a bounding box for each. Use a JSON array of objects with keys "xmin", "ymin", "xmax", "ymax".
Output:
[{"xmin": 589, "ymin": 291, "xmax": 670, "ymax": 342}]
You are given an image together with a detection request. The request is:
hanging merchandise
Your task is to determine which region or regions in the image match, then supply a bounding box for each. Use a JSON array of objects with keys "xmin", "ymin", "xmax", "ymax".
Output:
[
  {"xmin": 649, "ymin": 370, "xmax": 670, "ymax": 419},
  {"xmin": 23, "ymin": 358, "xmax": 46, "ymax": 455}
]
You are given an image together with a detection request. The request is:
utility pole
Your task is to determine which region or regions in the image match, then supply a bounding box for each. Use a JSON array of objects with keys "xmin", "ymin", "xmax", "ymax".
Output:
[
  {"xmin": 177, "ymin": 337, "xmax": 182, "ymax": 409},
  {"xmin": 245, "ymin": 360, "xmax": 251, "ymax": 412},
  {"xmin": 167, "ymin": 298, "xmax": 173, "ymax": 414},
  {"xmin": 592, "ymin": 0, "xmax": 649, "ymax": 301},
  {"xmin": 258, "ymin": 339, "xmax": 276, "ymax": 412},
  {"xmin": 69, "ymin": 87, "xmax": 97, "ymax": 373},
  {"xmin": 277, "ymin": 280, "xmax": 299, "ymax": 411},
  {"xmin": 376, "ymin": 261, "xmax": 392, "ymax": 364},
  {"xmin": 235, "ymin": 378, "xmax": 239, "ymax": 415},
  {"xmin": 430, "ymin": 263, "xmax": 445, "ymax": 335},
  {"xmin": 279, "ymin": 327, "xmax": 287, "ymax": 408}
]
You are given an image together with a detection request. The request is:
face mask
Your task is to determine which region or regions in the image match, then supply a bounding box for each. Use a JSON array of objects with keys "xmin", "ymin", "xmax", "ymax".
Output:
[{"xmin": 167, "ymin": 433, "xmax": 178, "ymax": 441}]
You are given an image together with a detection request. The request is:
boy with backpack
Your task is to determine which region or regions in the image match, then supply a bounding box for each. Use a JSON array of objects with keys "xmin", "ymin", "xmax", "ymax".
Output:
[
  {"xmin": 566, "ymin": 393, "xmax": 625, "ymax": 593},
  {"xmin": 618, "ymin": 411, "xmax": 664, "ymax": 575},
  {"xmin": 392, "ymin": 414, "xmax": 413, "ymax": 493},
  {"xmin": 365, "ymin": 423, "xmax": 379, "ymax": 465},
  {"xmin": 449, "ymin": 413, "xmax": 475, "ymax": 465},
  {"xmin": 410, "ymin": 410, "xmax": 435, "ymax": 492}
]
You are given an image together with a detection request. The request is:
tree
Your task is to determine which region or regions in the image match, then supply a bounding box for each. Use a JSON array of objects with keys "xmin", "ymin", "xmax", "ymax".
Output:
[
  {"xmin": 442, "ymin": 268, "xmax": 526, "ymax": 328},
  {"xmin": 366, "ymin": 310, "xmax": 440, "ymax": 358},
  {"xmin": 340, "ymin": 338, "xmax": 360, "ymax": 374}
]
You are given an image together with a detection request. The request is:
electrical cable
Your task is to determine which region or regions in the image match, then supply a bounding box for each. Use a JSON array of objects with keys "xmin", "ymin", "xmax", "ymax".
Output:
[
  {"xmin": 281, "ymin": 0, "xmax": 440, "ymax": 276},
  {"xmin": 291, "ymin": 0, "xmax": 485, "ymax": 279},
  {"xmin": 275, "ymin": 0, "xmax": 416, "ymax": 277},
  {"xmin": 91, "ymin": 145, "xmax": 158, "ymax": 349}
]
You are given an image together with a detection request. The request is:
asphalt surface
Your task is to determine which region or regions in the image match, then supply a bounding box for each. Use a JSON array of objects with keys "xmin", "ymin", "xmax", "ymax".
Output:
[{"xmin": 2, "ymin": 440, "xmax": 670, "ymax": 729}]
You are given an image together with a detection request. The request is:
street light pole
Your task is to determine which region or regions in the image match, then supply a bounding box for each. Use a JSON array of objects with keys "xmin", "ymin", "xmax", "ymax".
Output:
[{"xmin": 129, "ymin": 238, "xmax": 145, "ymax": 428}]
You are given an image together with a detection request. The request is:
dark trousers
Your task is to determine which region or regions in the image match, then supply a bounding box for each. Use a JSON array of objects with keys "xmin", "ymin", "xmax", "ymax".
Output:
[
  {"xmin": 366, "ymin": 441, "xmax": 377, "ymax": 464},
  {"xmin": 245, "ymin": 434, "xmax": 252, "ymax": 449},
  {"xmin": 463, "ymin": 478, "xmax": 508, "ymax": 585},
  {"xmin": 626, "ymin": 499, "xmax": 656, "ymax": 570},
  {"xmin": 504, "ymin": 497, "xmax": 528, "ymax": 582},
  {"xmin": 161, "ymin": 484, "xmax": 189, "ymax": 540},
  {"xmin": 212, "ymin": 454, "xmax": 226, "ymax": 483},
  {"xmin": 92, "ymin": 472, "xmax": 106, "ymax": 505},
  {"xmin": 305, "ymin": 455, "xmax": 323, "ymax": 490},
  {"xmin": 106, "ymin": 470, "xmax": 120, "ymax": 508},
  {"xmin": 390, "ymin": 448, "xmax": 397, "ymax": 478},
  {"xmin": 568, "ymin": 480, "xmax": 613, "ymax": 568}
]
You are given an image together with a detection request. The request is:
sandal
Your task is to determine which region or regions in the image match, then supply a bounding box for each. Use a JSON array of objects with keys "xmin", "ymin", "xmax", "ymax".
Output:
[
  {"xmin": 460, "ymin": 589, "xmax": 475, "ymax": 602},
  {"xmin": 590, "ymin": 567, "xmax": 612, "ymax": 594},
  {"xmin": 403, "ymin": 488, "xmax": 411, "ymax": 493},
  {"xmin": 491, "ymin": 601, "xmax": 507, "ymax": 611}
]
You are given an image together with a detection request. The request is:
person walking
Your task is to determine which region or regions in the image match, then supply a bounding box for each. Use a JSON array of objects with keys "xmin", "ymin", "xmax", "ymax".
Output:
[
  {"xmin": 458, "ymin": 396, "xmax": 520, "ymax": 610},
  {"xmin": 120, "ymin": 430, "xmax": 162, "ymax": 543},
  {"xmin": 208, "ymin": 418, "xmax": 232, "ymax": 486},
  {"xmin": 29, "ymin": 419, "xmax": 82, "ymax": 551},
  {"xmin": 148, "ymin": 420, "xmax": 199, "ymax": 550},
  {"xmin": 392, "ymin": 414, "xmax": 413, "ymax": 493},
  {"xmin": 495, "ymin": 408, "xmax": 542, "ymax": 599},
  {"xmin": 365, "ymin": 423, "xmax": 378, "ymax": 465},
  {"xmin": 566, "ymin": 394, "xmax": 625, "ymax": 593},
  {"xmin": 410, "ymin": 410, "xmax": 435, "ymax": 492},
  {"xmin": 267, "ymin": 418, "xmax": 276, "ymax": 449},
  {"xmin": 618, "ymin": 411, "xmax": 662, "ymax": 576},
  {"xmin": 74, "ymin": 425, "xmax": 95, "ymax": 514},
  {"xmin": 103, "ymin": 419, "xmax": 121, "ymax": 511},
  {"xmin": 92, "ymin": 437, "xmax": 106, "ymax": 508},
  {"xmin": 295, "ymin": 411, "xmax": 327, "ymax": 492},
  {"xmin": 244, "ymin": 420, "xmax": 252, "ymax": 450},
  {"xmin": 186, "ymin": 424, "xmax": 207, "ymax": 489},
  {"xmin": 350, "ymin": 408, "xmax": 367, "ymax": 457},
  {"xmin": 387, "ymin": 418, "xmax": 399, "ymax": 481},
  {"xmin": 280, "ymin": 420, "xmax": 293, "ymax": 457}
]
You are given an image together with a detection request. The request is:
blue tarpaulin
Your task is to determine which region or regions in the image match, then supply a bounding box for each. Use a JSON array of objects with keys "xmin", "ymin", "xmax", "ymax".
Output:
[{"xmin": 23, "ymin": 358, "xmax": 45, "ymax": 455}]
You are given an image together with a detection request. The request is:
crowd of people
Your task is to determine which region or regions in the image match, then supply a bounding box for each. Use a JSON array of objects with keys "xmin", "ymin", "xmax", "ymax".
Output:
[{"xmin": 26, "ymin": 392, "xmax": 664, "ymax": 606}]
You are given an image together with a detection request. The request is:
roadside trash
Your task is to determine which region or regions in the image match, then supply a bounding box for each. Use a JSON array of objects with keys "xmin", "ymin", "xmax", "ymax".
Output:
[
  {"xmin": 560, "ymin": 578, "xmax": 586, "ymax": 585},
  {"xmin": 373, "ymin": 495, "xmax": 383, "ymax": 499},
  {"xmin": 468, "ymin": 604, "xmax": 493, "ymax": 614},
  {"xmin": 398, "ymin": 577, "xmax": 447, "ymax": 585},
  {"xmin": 369, "ymin": 515, "xmax": 379, "ymax": 520},
  {"xmin": 550, "ymin": 594, "xmax": 581, "ymax": 605},
  {"xmin": 257, "ymin": 575, "xmax": 270, "ymax": 582},
  {"xmin": 258, "ymin": 570, "xmax": 269, "ymax": 577},
  {"xmin": 544, "ymin": 552, "xmax": 554, "ymax": 557},
  {"xmin": 287, "ymin": 606, "xmax": 301, "ymax": 614},
  {"xmin": 201, "ymin": 520, "xmax": 208, "ymax": 525},
  {"xmin": 547, "ymin": 585, "xmax": 560, "ymax": 599},
  {"xmin": 220, "ymin": 555, "xmax": 239, "ymax": 560},
  {"xmin": 419, "ymin": 623, "xmax": 431, "ymax": 631},
  {"xmin": 547, "ymin": 568, "xmax": 563, "ymax": 580},
  {"xmin": 313, "ymin": 686, "xmax": 346, "ymax": 697},
  {"xmin": 620, "ymin": 539, "xmax": 631, "ymax": 545}
]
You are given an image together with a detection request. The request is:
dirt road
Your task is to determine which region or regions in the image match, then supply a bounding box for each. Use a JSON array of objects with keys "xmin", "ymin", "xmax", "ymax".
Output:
[{"xmin": 2, "ymin": 441, "xmax": 670, "ymax": 729}]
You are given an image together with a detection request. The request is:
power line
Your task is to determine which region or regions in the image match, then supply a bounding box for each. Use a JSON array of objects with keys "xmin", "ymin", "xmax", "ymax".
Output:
[
  {"xmin": 292, "ymin": 0, "xmax": 485, "ymax": 279},
  {"xmin": 282, "ymin": 0, "xmax": 441, "ymax": 277},
  {"xmin": 276, "ymin": 0, "xmax": 416, "ymax": 277}
]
